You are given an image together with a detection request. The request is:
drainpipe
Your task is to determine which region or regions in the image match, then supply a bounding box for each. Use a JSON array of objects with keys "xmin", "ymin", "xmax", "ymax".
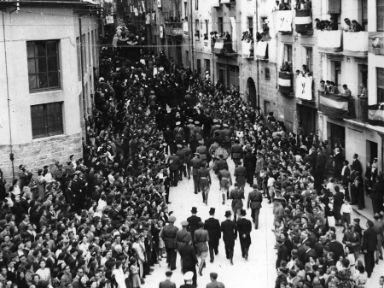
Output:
[
  {"xmin": 2, "ymin": 11, "xmax": 15, "ymax": 180},
  {"xmin": 255, "ymin": 0, "xmax": 260, "ymax": 109}
]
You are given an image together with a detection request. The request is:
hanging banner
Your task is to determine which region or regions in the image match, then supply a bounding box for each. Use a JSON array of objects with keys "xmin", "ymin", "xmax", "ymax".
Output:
[
  {"xmin": 275, "ymin": 11, "xmax": 293, "ymax": 32},
  {"xmin": 295, "ymin": 75, "xmax": 313, "ymax": 101},
  {"xmin": 159, "ymin": 25, "xmax": 164, "ymax": 39},
  {"xmin": 157, "ymin": 0, "xmax": 162, "ymax": 8}
]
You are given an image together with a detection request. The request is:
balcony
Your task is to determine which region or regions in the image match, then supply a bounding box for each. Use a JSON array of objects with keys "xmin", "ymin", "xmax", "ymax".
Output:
[
  {"xmin": 274, "ymin": 10, "xmax": 293, "ymax": 34},
  {"xmin": 255, "ymin": 41, "xmax": 268, "ymax": 60},
  {"xmin": 164, "ymin": 21, "xmax": 183, "ymax": 37},
  {"xmin": 368, "ymin": 103, "xmax": 384, "ymax": 126},
  {"xmin": 295, "ymin": 9, "xmax": 312, "ymax": 34},
  {"xmin": 318, "ymin": 30, "xmax": 342, "ymax": 53},
  {"xmin": 343, "ymin": 31, "xmax": 368, "ymax": 57},
  {"xmin": 319, "ymin": 91, "xmax": 355, "ymax": 119},
  {"xmin": 213, "ymin": 38, "xmax": 237, "ymax": 57},
  {"xmin": 278, "ymin": 71, "xmax": 292, "ymax": 95},
  {"xmin": 242, "ymin": 40, "xmax": 254, "ymax": 59},
  {"xmin": 369, "ymin": 32, "xmax": 384, "ymax": 55}
]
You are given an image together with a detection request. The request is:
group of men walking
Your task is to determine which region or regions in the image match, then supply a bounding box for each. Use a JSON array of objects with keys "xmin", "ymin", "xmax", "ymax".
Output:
[{"xmin": 160, "ymin": 206, "xmax": 254, "ymax": 287}]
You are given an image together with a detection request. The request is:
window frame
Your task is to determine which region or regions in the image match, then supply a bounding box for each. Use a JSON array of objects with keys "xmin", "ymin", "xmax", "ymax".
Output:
[
  {"xmin": 31, "ymin": 102, "xmax": 64, "ymax": 139},
  {"xmin": 305, "ymin": 46, "xmax": 313, "ymax": 73},
  {"xmin": 27, "ymin": 40, "xmax": 61, "ymax": 92}
]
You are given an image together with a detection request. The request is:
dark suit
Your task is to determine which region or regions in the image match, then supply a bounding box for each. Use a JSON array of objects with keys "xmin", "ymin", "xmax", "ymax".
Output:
[
  {"xmin": 362, "ymin": 227, "xmax": 378, "ymax": 277},
  {"xmin": 247, "ymin": 189, "xmax": 263, "ymax": 229},
  {"xmin": 327, "ymin": 240, "xmax": 344, "ymax": 262},
  {"xmin": 179, "ymin": 244, "xmax": 198, "ymax": 286},
  {"xmin": 159, "ymin": 279, "xmax": 176, "ymax": 288},
  {"xmin": 190, "ymin": 156, "xmax": 202, "ymax": 193},
  {"xmin": 221, "ymin": 219, "xmax": 237, "ymax": 260},
  {"xmin": 204, "ymin": 217, "xmax": 221, "ymax": 261},
  {"xmin": 237, "ymin": 217, "xmax": 252, "ymax": 259},
  {"xmin": 187, "ymin": 215, "xmax": 202, "ymax": 242},
  {"xmin": 234, "ymin": 166, "xmax": 247, "ymax": 190},
  {"xmin": 161, "ymin": 223, "xmax": 179, "ymax": 270}
]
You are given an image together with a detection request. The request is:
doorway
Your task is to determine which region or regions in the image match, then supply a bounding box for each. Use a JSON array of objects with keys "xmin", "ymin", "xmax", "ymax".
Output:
[
  {"xmin": 297, "ymin": 105, "xmax": 317, "ymax": 135},
  {"xmin": 329, "ymin": 122, "xmax": 345, "ymax": 149},
  {"xmin": 366, "ymin": 140, "xmax": 378, "ymax": 163},
  {"xmin": 247, "ymin": 78, "xmax": 257, "ymax": 108},
  {"xmin": 264, "ymin": 100, "xmax": 272, "ymax": 116}
]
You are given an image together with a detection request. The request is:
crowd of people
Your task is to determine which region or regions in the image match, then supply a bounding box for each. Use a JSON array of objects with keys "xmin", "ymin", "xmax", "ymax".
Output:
[{"xmin": 0, "ymin": 30, "xmax": 384, "ymax": 288}]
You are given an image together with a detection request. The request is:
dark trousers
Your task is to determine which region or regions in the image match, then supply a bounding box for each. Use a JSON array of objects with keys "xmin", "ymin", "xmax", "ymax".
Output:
[
  {"xmin": 239, "ymin": 238, "xmax": 250, "ymax": 258},
  {"xmin": 193, "ymin": 174, "xmax": 199, "ymax": 193},
  {"xmin": 224, "ymin": 240, "xmax": 234, "ymax": 260},
  {"xmin": 208, "ymin": 241, "xmax": 219, "ymax": 261},
  {"xmin": 251, "ymin": 208, "xmax": 260, "ymax": 229},
  {"xmin": 364, "ymin": 251, "xmax": 375, "ymax": 277},
  {"xmin": 182, "ymin": 266, "xmax": 197, "ymax": 287},
  {"xmin": 170, "ymin": 170, "xmax": 179, "ymax": 186},
  {"xmin": 179, "ymin": 164, "xmax": 186, "ymax": 180},
  {"xmin": 166, "ymin": 248, "xmax": 177, "ymax": 270}
]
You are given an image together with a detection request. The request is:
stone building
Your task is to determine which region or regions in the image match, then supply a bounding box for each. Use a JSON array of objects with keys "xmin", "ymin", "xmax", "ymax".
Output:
[{"xmin": 0, "ymin": 0, "xmax": 100, "ymax": 179}]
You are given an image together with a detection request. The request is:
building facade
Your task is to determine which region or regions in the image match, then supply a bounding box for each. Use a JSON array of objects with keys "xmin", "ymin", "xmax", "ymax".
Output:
[{"xmin": 0, "ymin": 1, "xmax": 100, "ymax": 179}]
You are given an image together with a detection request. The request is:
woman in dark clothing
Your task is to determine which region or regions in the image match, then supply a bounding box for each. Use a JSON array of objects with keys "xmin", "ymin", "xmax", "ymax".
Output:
[{"xmin": 351, "ymin": 176, "xmax": 365, "ymax": 210}]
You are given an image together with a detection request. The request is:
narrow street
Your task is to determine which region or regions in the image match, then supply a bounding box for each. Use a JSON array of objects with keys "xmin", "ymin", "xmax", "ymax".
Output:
[{"xmin": 143, "ymin": 159, "xmax": 277, "ymax": 287}]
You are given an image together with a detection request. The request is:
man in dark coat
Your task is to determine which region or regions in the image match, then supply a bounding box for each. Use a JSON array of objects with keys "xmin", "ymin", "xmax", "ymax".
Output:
[
  {"xmin": 234, "ymin": 163, "xmax": 247, "ymax": 193},
  {"xmin": 230, "ymin": 183, "xmax": 244, "ymax": 222},
  {"xmin": 247, "ymin": 184, "xmax": 263, "ymax": 229},
  {"xmin": 243, "ymin": 146, "xmax": 256, "ymax": 186},
  {"xmin": 168, "ymin": 153, "xmax": 181, "ymax": 187},
  {"xmin": 204, "ymin": 208, "xmax": 221, "ymax": 263},
  {"xmin": 326, "ymin": 231, "xmax": 344, "ymax": 263},
  {"xmin": 190, "ymin": 153, "xmax": 202, "ymax": 194},
  {"xmin": 187, "ymin": 207, "xmax": 202, "ymax": 243},
  {"xmin": 176, "ymin": 221, "xmax": 192, "ymax": 252},
  {"xmin": 362, "ymin": 220, "xmax": 378, "ymax": 278},
  {"xmin": 231, "ymin": 140, "xmax": 243, "ymax": 166},
  {"xmin": 198, "ymin": 162, "xmax": 211, "ymax": 204},
  {"xmin": 351, "ymin": 153, "xmax": 363, "ymax": 175},
  {"xmin": 221, "ymin": 210, "xmax": 237, "ymax": 264},
  {"xmin": 159, "ymin": 271, "xmax": 176, "ymax": 288},
  {"xmin": 236, "ymin": 210, "xmax": 252, "ymax": 260},
  {"xmin": 179, "ymin": 241, "xmax": 198, "ymax": 287},
  {"xmin": 161, "ymin": 216, "xmax": 179, "ymax": 270}
]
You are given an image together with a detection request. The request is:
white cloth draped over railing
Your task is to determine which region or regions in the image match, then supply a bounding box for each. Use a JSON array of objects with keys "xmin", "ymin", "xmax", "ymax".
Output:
[
  {"xmin": 343, "ymin": 31, "xmax": 368, "ymax": 53},
  {"xmin": 318, "ymin": 30, "xmax": 342, "ymax": 52}
]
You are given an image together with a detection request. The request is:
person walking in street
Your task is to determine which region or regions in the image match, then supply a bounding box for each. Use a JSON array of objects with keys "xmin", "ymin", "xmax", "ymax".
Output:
[
  {"xmin": 161, "ymin": 216, "xmax": 179, "ymax": 271},
  {"xmin": 204, "ymin": 208, "xmax": 221, "ymax": 263},
  {"xmin": 219, "ymin": 168, "xmax": 232, "ymax": 204},
  {"xmin": 190, "ymin": 153, "xmax": 202, "ymax": 194},
  {"xmin": 229, "ymin": 183, "xmax": 244, "ymax": 222},
  {"xmin": 159, "ymin": 271, "xmax": 176, "ymax": 288},
  {"xmin": 179, "ymin": 241, "xmax": 198, "ymax": 287},
  {"xmin": 198, "ymin": 162, "xmax": 211, "ymax": 205},
  {"xmin": 187, "ymin": 207, "xmax": 202, "ymax": 243},
  {"xmin": 234, "ymin": 162, "xmax": 247, "ymax": 193},
  {"xmin": 194, "ymin": 222, "xmax": 209, "ymax": 276},
  {"xmin": 179, "ymin": 271, "xmax": 195, "ymax": 288},
  {"xmin": 231, "ymin": 140, "xmax": 243, "ymax": 166},
  {"xmin": 247, "ymin": 184, "xmax": 263, "ymax": 229},
  {"xmin": 176, "ymin": 221, "xmax": 192, "ymax": 259},
  {"xmin": 168, "ymin": 152, "xmax": 181, "ymax": 187},
  {"xmin": 206, "ymin": 272, "xmax": 225, "ymax": 288},
  {"xmin": 236, "ymin": 209, "xmax": 252, "ymax": 260},
  {"xmin": 362, "ymin": 220, "xmax": 378, "ymax": 278},
  {"xmin": 221, "ymin": 211, "xmax": 237, "ymax": 265}
]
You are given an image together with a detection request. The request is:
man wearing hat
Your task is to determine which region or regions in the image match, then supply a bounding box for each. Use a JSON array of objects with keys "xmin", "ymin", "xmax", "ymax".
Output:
[
  {"xmin": 180, "ymin": 271, "xmax": 195, "ymax": 288},
  {"xmin": 190, "ymin": 153, "xmax": 202, "ymax": 194},
  {"xmin": 247, "ymin": 184, "xmax": 263, "ymax": 229},
  {"xmin": 236, "ymin": 210, "xmax": 252, "ymax": 260},
  {"xmin": 159, "ymin": 271, "xmax": 176, "ymax": 288},
  {"xmin": 187, "ymin": 207, "xmax": 202, "ymax": 243},
  {"xmin": 198, "ymin": 162, "xmax": 211, "ymax": 204},
  {"xmin": 221, "ymin": 211, "xmax": 236, "ymax": 264},
  {"xmin": 161, "ymin": 216, "xmax": 179, "ymax": 270},
  {"xmin": 174, "ymin": 121, "xmax": 185, "ymax": 145},
  {"xmin": 219, "ymin": 168, "xmax": 232, "ymax": 204},
  {"xmin": 231, "ymin": 139, "xmax": 243, "ymax": 166},
  {"xmin": 168, "ymin": 152, "xmax": 181, "ymax": 187},
  {"xmin": 176, "ymin": 144, "xmax": 187, "ymax": 181},
  {"xmin": 196, "ymin": 141, "xmax": 209, "ymax": 163},
  {"xmin": 176, "ymin": 221, "xmax": 192, "ymax": 253},
  {"xmin": 229, "ymin": 183, "xmax": 244, "ymax": 222},
  {"xmin": 206, "ymin": 272, "xmax": 225, "ymax": 288},
  {"xmin": 179, "ymin": 239, "xmax": 198, "ymax": 286},
  {"xmin": 204, "ymin": 208, "xmax": 221, "ymax": 263}
]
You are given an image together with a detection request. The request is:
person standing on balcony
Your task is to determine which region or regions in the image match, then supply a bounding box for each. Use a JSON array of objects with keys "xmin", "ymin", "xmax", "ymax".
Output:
[{"xmin": 341, "ymin": 84, "xmax": 352, "ymax": 98}]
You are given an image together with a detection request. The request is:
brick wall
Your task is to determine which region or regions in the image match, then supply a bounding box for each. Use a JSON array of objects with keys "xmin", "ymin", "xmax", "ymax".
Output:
[{"xmin": 0, "ymin": 133, "xmax": 82, "ymax": 181}]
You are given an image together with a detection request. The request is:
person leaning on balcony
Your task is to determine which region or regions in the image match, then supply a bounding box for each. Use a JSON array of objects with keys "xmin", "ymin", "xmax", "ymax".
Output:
[
  {"xmin": 329, "ymin": 82, "xmax": 339, "ymax": 94},
  {"xmin": 341, "ymin": 84, "xmax": 352, "ymax": 98},
  {"xmin": 344, "ymin": 18, "xmax": 353, "ymax": 32},
  {"xmin": 351, "ymin": 20, "xmax": 364, "ymax": 32},
  {"xmin": 319, "ymin": 80, "xmax": 326, "ymax": 93}
]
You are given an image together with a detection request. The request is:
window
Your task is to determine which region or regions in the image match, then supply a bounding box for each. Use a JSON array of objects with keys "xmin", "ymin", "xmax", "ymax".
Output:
[
  {"xmin": 195, "ymin": 19, "xmax": 199, "ymax": 34},
  {"xmin": 27, "ymin": 40, "xmax": 60, "ymax": 91},
  {"xmin": 195, "ymin": 0, "xmax": 198, "ymax": 10},
  {"xmin": 248, "ymin": 17, "xmax": 254, "ymax": 35},
  {"xmin": 305, "ymin": 47, "xmax": 313, "ymax": 72},
  {"xmin": 218, "ymin": 17, "xmax": 223, "ymax": 34},
  {"xmin": 283, "ymin": 44, "xmax": 292, "ymax": 64},
  {"xmin": 31, "ymin": 102, "xmax": 63, "ymax": 139},
  {"xmin": 184, "ymin": 2, "xmax": 187, "ymax": 18},
  {"xmin": 378, "ymin": 0, "xmax": 384, "ymax": 31},
  {"xmin": 265, "ymin": 67, "xmax": 270, "ymax": 80},
  {"xmin": 205, "ymin": 20, "xmax": 209, "ymax": 39},
  {"xmin": 361, "ymin": 0, "xmax": 367, "ymax": 30},
  {"xmin": 377, "ymin": 68, "xmax": 384, "ymax": 103},
  {"xmin": 333, "ymin": 61, "xmax": 341, "ymax": 87}
]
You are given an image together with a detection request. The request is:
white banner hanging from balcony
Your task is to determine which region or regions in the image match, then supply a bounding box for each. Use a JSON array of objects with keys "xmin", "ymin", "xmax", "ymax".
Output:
[
  {"xmin": 230, "ymin": 17, "xmax": 237, "ymax": 51},
  {"xmin": 295, "ymin": 74, "xmax": 313, "ymax": 101},
  {"xmin": 275, "ymin": 11, "xmax": 292, "ymax": 33}
]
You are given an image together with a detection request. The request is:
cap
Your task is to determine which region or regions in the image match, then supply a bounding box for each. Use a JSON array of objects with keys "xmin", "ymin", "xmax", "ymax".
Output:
[
  {"xmin": 209, "ymin": 208, "xmax": 215, "ymax": 215},
  {"xmin": 181, "ymin": 221, "xmax": 188, "ymax": 227},
  {"xmin": 184, "ymin": 271, "xmax": 194, "ymax": 281},
  {"xmin": 168, "ymin": 216, "xmax": 176, "ymax": 223}
]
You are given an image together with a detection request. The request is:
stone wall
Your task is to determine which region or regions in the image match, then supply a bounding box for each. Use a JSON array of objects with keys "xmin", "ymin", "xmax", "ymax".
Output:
[{"xmin": 0, "ymin": 133, "xmax": 82, "ymax": 181}]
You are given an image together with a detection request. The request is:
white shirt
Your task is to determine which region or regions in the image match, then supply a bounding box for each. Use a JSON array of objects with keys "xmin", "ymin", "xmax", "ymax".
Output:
[{"xmin": 341, "ymin": 203, "xmax": 352, "ymax": 214}]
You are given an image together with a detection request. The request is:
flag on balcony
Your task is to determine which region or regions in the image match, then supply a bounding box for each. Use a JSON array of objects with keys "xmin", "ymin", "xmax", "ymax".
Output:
[
  {"xmin": 275, "ymin": 11, "xmax": 292, "ymax": 33},
  {"xmin": 319, "ymin": 92, "xmax": 353, "ymax": 119},
  {"xmin": 295, "ymin": 75, "xmax": 313, "ymax": 101}
]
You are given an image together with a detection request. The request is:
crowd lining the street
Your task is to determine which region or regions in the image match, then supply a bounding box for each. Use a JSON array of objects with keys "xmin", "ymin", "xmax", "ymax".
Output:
[{"xmin": 0, "ymin": 39, "xmax": 384, "ymax": 288}]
